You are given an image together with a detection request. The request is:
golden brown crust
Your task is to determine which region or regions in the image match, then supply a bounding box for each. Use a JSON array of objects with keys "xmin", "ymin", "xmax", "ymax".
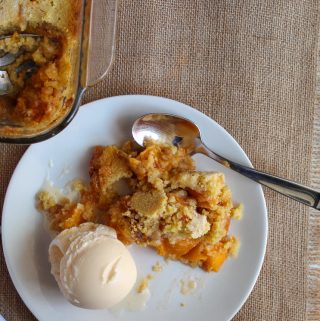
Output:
[
  {"xmin": 89, "ymin": 146, "xmax": 132, "ymax": 210},
  {"xmin": 0, "ymin": 0, "xmax": 83, "ymax": 35}
]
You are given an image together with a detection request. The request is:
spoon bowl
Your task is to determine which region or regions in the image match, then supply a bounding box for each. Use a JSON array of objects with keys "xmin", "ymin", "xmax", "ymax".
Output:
[
  {"xmin": 132, "ymin": 113, "xmax": 320, "ymax": 210},
  {"xmin": 132, "ymin": 113, "xmax": 200, "ymax": 148}
]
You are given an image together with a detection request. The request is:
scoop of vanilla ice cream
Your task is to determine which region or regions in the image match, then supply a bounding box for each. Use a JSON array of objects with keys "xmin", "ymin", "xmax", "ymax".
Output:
[{"xmin": 49, "ymin": 223, "xmax": 137, "ymax": 309}]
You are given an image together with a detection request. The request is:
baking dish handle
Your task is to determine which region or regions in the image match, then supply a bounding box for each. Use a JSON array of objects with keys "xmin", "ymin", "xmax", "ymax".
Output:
[{"xmin": 81, "ymin": 0, "xmax": 118, "ymax": 88}]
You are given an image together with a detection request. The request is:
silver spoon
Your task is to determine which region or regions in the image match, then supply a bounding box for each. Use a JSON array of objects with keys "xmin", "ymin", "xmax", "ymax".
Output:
[
  {"xmin": 0, "ymin": 34, "xmax": 41, "ymax": 97},
  {"xmin": 0, "ymin": 34, "xmax": 41, "ymax": 126},
  {"xmin": 0, "ymin": 71, "xmax": 12, "ymax": 95},
  {"xmin": 132, "ymin": 113, "xmax": 320, "ymax": 210}
]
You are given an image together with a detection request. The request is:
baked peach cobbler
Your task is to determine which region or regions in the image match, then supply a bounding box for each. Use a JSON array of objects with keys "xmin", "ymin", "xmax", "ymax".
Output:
[
  {"xmin": 0, "ymin": 32, "xmax": 71, "ymax": 127},
  {"xmin": 0, "ymin": 0, "xmax": 82, "ymax": 132},
  {"xmin": 37, "ymin": 141, "xmax": 243, "ymax": 272}
]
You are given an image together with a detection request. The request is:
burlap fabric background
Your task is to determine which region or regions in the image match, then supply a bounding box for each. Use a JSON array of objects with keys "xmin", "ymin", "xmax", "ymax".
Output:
[{"xmin": 1, "ymin": 1, "xmax": 319, "ymax": 320}]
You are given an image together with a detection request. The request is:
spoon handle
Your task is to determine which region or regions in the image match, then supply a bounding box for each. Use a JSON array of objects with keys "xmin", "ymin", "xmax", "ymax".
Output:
[{"xmin": 199, "ymin": 143, "xmax": 320, "ymax": 210}]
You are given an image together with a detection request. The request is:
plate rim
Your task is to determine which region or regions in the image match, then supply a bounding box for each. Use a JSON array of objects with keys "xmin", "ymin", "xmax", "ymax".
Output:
[{"xmin": 1, "ymin": 94, "xmax": 268, "ymax": 321}]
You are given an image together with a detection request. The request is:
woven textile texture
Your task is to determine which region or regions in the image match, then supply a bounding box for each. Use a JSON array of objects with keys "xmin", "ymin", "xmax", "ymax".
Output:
[{"xmin": 1, "ymin": 1, "xmax": 320, "ymax": 320}]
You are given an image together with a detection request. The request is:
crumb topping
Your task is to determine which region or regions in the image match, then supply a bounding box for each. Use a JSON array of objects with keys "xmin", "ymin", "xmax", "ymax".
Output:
[{"xmin": 37, "ymin": 141, "xmax": 243, "ymax": 272}]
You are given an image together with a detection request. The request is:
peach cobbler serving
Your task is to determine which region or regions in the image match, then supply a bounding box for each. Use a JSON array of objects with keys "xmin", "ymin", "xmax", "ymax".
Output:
[{"xmin": 37, "ymin": 141, "xmax": 243, "ymax": 272}]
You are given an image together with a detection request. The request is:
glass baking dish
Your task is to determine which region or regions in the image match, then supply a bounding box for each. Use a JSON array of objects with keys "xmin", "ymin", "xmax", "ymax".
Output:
[{"xmin": 0, "ymin": 0, "xmax": 117, "ymax": 144}]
